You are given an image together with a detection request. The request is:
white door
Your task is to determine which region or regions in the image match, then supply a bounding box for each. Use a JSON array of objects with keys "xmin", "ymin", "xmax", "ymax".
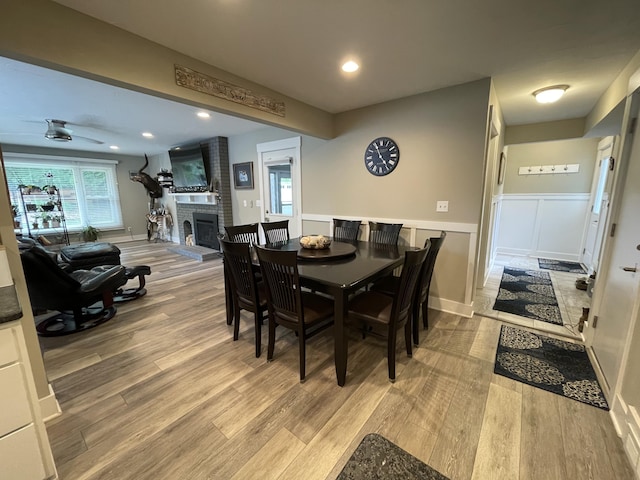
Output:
[
  {"xmin": 591, "ymin": 96, "xmax": 640, "ymax": 392},
  {"xmin": 582, "ymin": 136, "xmax": 615, "ymax": 271},
  {"xmin": 257, "ymin": 137, "xmax": 302, "ymax": 240}
]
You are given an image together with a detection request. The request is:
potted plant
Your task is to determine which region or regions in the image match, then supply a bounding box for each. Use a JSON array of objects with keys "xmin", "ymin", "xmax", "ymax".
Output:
[
  {"xmin": 41, "ymin": 201, "xmax": 56, "ymax": 212},
  {"xmin": 41, "ymin": 213, "xmax": 52, "ymax": 229},
  {"xmin": 51, "ymin": 215, "xmax": 61, "ymax": 228},
  {"xmin": 11, "ymin": 204, "xmax": 20, "ymax": 228},
  {"xmin": 32, "ymin": 220, "xmax": 39, "ymax": 229},
  {"xmin": 80, "ymin": 225, "xmax": 100, "ymax": 242},
  {"xmin": 42, "ymin": 184, "xmax": 57, "ymax": 195}
]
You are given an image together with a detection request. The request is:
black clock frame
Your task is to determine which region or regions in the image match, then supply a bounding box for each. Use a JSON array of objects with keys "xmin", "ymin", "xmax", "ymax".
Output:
[{"xmin": 364, "ymin": 137, "xmax": 400, "ymax": 176}]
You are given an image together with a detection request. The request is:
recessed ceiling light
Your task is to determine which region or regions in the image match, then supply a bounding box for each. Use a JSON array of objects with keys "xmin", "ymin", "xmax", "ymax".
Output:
[
  {"xmin": 142, "ymin": 132, "xmax": 154, "ymax": 138},
  {"xmin": 533, "ymin": 85, "xmax": 569, "ymax": 104},
  {"xmin": 341, "ymin": 61, "xmax": 359, "ymax": 73},
  {"xmin": 197, "ymin": 111, "xmax": 211, "ymax": 118},
  {"xmin": 109, "ymin": 145, "xmax": 119, "ymax": 150}
]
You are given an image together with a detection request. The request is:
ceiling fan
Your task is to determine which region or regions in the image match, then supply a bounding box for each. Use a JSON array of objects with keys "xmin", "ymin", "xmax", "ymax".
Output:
[{"xmin": 44, "ymin": 119, "xmax": 104, "ymax": 144}]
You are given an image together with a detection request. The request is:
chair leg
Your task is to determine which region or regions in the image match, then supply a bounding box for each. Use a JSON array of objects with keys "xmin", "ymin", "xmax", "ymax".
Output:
[
  {"xmin": 422, "ymin": 301, "xmax": 429, "ymax": 329},
  {"xmin": 412, "ymin": 300, "xmax": 420, "ymax": 346},
  {"xmin": 267, "ymin": 318, "xmax": 276, "ymax": 361},
  {"xmin": 233, "ymin": 304, "xmax": 241, "ymax": 341},
  {"xmin": 404, "ymin": 321, "xmax": 412, "ymax": 358},
  {"xmin": 388, "ymin": 328, "xmax": 397, "ymax": 382},
  {"xmin": 254, "ymin": 311, "xmax": 262, "ymax": 358},
  {"xmin": 298, "ymin": 327, "xmax": 306, "ymax": 383}
]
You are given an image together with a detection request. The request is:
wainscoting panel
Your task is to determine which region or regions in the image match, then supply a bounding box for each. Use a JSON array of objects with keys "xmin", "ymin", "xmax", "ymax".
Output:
[
  {"xmin": 301, "ymin": 214, "xmax": 477, "ymax": 318},
  {"xmin": 495, "ymin": 194, "xmax": 590, "ymax": 262}
]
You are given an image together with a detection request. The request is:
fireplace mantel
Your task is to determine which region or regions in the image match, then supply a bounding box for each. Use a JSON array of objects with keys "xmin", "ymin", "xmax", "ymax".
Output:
[{"xmin": 169, "ymin": 192, "xmax": 218, "ymax": 205}]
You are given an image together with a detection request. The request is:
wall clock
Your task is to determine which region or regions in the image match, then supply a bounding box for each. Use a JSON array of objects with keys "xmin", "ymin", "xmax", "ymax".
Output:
[{"xmin": 364, "ymin": 137, "xmax": 400, "ymax": 176}]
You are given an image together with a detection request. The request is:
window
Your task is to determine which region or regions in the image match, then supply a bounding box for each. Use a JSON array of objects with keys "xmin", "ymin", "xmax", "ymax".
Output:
[{"xmin": 5, "ymin": 154, "xmax": 123, "ymax": 230}]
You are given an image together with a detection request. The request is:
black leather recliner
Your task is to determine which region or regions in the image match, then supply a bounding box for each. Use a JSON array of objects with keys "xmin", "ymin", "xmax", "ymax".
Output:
[{"xmin": 19, "ymin": 242, "xmax": 127, "ymax": 336}]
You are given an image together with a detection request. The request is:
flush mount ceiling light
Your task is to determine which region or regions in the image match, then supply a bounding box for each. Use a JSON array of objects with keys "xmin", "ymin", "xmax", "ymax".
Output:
[
  {"xmin": 197, "ymin": 111, "xmax": 210, "ymax": 118},
  {"xmin": 341, "ymin": 60, "xmax": 359, "ymax": 73},
  {"xmin": 533, "ymin": 85, "xmax": 569, "ymax": 104},
  {"xmin": 109, "ymin": 145, "xmax": 119, "ymax": 150},
  {"xmin": 142, "ymin": 132, "xmax": 154, "ymax": 138}
]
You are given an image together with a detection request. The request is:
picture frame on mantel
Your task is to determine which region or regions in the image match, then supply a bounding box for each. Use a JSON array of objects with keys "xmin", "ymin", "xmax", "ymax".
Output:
[
  {"xmin": 233, "ymin": 162, "xmax": 254, "ymax": 189},
  {"xmin": 498, "ymin": 151, "xmax": 507, "ymax": 185}
]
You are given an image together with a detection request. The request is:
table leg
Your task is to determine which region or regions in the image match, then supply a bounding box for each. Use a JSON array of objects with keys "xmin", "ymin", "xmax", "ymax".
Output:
[{"xmin": 334, "ymin": 291, "xmax": 348, "ymax": 386}]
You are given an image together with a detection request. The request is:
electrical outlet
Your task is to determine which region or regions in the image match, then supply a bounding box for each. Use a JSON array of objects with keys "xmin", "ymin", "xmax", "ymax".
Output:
[
  {"xmin": 436, "ymin": 201, "xmax": 449, "ymax": 212},
  {"xmin": 127, "ymin": 226, "xmax": 132, "ymax": 232}
]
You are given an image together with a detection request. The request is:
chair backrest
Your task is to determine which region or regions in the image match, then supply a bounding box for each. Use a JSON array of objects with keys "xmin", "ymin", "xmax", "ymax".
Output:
[
  {"xmin": 254, "ymin": 245, "xmax": 303, "ymax": 325},
  {"xmin": 225, "ymin": 223, "xmax": 259, "ymax": 245},
  {"xmin": 261, "ymin": 220, "xmax": 290, "ymax": 244},
  {"xmin": 390, "ymin": 246, "xmax": 429, "ymax": 327},
  {"xmin": 368, "ymin": 221, "xmax": 403, "ymax": 245},
  {"xmin": 333, "ymin": 218, "xmax": 361, "ymax": 243},
  {"xmin": 417, "ymin": 231, "xmax": 446, "ymax": 303},
  {"xmin": 19, "ymin": 243, "xmax": 81, "ymax": 309},
  {"xmin": 220, "ymin": 238, "xmax": 260, "ymax": 307}
]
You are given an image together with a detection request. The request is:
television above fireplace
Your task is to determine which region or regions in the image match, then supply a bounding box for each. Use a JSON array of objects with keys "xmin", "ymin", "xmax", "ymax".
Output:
[{"xmin": 169, "ymin": 144, "xmax": 209, "ymax": 192}]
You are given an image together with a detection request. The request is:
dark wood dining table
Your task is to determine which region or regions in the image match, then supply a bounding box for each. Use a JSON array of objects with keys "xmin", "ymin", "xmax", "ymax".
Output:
[{"xmin": 224, "ymin": 239, "xmax": 413, "ymax": 386}]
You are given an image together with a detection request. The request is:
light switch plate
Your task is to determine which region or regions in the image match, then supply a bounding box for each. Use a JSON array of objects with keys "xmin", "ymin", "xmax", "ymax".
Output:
[{"xmin": 436, "ymin": 200, "xmax": 449, "ymax": 212}]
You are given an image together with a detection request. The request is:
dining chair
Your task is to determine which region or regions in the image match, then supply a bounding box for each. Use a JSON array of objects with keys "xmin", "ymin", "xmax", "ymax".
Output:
[
  {"xmin": 347, "ymin": 245, "xmax": 429, "ymax": 382},
  {"xmin": 368, "ymin": 221, "xmax": 403, "ymax": 245},
  {"xmin": 225, "ymin": 223, "xmax": 259, "ymax": 245},
  {"xmin": 255, "ymin": 245, "xmax": 334, "ymax": 382},
  {"xmin": 219, "ymin": 238, "xmax": 267, "ymax": 358},
  {"xmin": 261, "ymin": 220, "xmax": 290, "ymax": 244},
  {"xmin": 372, "ymin": 231, "xmax": 446, "ymax": 344},
  {"xmin": 333, "ymin": 218, "xmax": 362, "ymax": 243}
]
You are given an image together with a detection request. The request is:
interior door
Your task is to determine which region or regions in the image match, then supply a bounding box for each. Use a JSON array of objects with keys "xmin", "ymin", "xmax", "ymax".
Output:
[
  {"xmin": 257, "ymin": 138, "xmax": 301, "ymax": 239},
  {"xmin": 591, "ymin": 96, "xmax": 640, "ymax": 392},
  {"xmin": 582, "ymin": 136, "xmax": 615, "ymax": 270}
]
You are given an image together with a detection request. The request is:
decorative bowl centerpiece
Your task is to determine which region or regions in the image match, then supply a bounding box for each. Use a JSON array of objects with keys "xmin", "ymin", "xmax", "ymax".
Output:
[{"xmin": 299, "ymin": 234, "xmax": 332, "ymax": 250}]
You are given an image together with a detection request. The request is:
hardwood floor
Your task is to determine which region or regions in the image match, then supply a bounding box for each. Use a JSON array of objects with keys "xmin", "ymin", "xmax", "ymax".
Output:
[{"xmin": 40, "ymin": 241, "xmax": 634, "ymax": 479}]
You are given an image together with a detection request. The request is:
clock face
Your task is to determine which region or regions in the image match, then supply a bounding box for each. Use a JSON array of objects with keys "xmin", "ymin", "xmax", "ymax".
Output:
[{"xmin": 364, "ymin": 137, "xmax": 400, "ymax": 176}]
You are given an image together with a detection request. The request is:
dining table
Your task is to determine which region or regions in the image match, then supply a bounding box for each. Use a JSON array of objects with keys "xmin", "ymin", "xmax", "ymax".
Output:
[{"xmin": 224, "ymin": 238, "xmax": 415, "ymax": 386}]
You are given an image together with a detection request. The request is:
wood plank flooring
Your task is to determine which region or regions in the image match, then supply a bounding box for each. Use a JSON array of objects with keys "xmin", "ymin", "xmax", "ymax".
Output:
[{"xmin": 40, "ymin": 241, "xmax": 634, "ymax": 479}]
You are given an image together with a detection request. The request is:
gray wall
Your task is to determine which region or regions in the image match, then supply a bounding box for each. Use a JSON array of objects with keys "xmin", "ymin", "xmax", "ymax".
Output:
[{"xmin": 503, "ymin": 138, "xmax": 598, "ymax": 194}]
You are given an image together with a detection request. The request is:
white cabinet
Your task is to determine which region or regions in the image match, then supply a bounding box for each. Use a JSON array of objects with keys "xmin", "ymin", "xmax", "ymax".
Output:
[{"xmin": 0, "ymin": 323, "xmax": 56, "ymax": 479}]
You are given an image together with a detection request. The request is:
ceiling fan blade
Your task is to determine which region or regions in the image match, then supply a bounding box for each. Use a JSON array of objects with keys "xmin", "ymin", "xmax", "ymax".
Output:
[{"xmin": 74, "ymin": 135, "xmax": 105, "ymax": 144}]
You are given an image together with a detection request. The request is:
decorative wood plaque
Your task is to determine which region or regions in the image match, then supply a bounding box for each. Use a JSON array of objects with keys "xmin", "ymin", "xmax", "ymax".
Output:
[{"xmin": 175, "ymin": 64, "xmax": 285, "ymax": 117}]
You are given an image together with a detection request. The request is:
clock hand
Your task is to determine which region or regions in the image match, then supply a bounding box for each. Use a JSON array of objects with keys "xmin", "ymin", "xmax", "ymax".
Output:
[{"xmin": 373, "ymin": 143, "xmax": 389, "ymax": 167}]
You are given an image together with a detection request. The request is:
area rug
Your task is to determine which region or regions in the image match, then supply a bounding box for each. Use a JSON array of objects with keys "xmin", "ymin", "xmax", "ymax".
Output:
[
  {"xmin": 337, "ymin": 433, "xmax": 449, "ymax": 480},
  {"xmin": 493, "ymin": 268, "xmax": 562, "ymax": 325},
  {"xmin": 538, "ymin": 258, "xmax": 586, "ymax": 274},
  {"xmin": 494, "ymin": 325, "xmax": 608, "ymax": 410}
]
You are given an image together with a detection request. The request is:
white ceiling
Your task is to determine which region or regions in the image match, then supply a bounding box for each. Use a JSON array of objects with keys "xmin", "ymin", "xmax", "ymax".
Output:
[{"xmin": 1, "ymin": 0, "xmax": 640, "ymax": 156}]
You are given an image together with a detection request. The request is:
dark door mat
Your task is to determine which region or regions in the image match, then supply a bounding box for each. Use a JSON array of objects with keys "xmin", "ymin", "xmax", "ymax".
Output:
[
  {"xmin": 494, "ymin": 325, "xmax": 608, "ymax": 410},
  {"xmin": 493, "ymin": 268, "xmax": 562, "ymax": 325},
  {"xmin": 337, "ymin": 433, "xmax": 449, "ymax": 479},
  {"xmin": 538, "ymin": 258, "xmax": 586, "ymax": 273}
]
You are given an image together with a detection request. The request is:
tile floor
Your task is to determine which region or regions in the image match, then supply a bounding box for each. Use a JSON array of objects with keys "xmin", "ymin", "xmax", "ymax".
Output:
[{"xmin": 474, "ymin": 254, "xmax": 592, "ymax": 339}]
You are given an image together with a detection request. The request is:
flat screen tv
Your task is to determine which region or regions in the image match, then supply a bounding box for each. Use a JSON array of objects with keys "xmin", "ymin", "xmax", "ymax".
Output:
[{"xmin": 169, "ymin": 145, "xmax": 209, "ymax": 192}]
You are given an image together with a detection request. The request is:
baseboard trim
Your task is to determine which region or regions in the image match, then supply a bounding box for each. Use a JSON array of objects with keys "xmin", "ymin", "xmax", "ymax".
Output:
[
  {"xmin": 40, "ymin": 383, "xmax": 61, "ymax": 422},
  {"xmin": 611, "ymin": 393, "xmax": 640, "ymax": 478},
  {"xmin": 429, "ymin": 295, "xmax": 474, "ymax": 318}
]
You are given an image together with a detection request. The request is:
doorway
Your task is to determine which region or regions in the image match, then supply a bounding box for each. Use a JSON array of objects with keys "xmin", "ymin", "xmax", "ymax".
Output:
[
  {"xmin": 256, "ymin": 137, "xmax": 302, "ymax": 239},
  {"xmin": 581, "ymin": 136, "xmax": 615, "ymax": 273}
]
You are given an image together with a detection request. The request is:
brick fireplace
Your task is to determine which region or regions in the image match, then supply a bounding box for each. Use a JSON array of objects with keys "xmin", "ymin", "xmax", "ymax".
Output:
[{"xmin": 172, "ymin": 136, "xmax": 232, "ymax": 251}]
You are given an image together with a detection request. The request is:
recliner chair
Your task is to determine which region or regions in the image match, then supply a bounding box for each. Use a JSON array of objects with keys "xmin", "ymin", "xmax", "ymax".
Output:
[{"xmin": 19, "ymin": 242, "xmax": 127, "ymax": 336}]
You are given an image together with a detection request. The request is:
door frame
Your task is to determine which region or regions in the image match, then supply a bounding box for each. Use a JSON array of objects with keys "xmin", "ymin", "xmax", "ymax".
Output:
[
  {"xmin": 580, "ymin": 135, "xmax": 615, "ymax": 271},
  {"xmin": 585, "ymin": 83, "xmax": 640, "ymax": 401},
  {"xmin": 256, "ymin": 136, "xmax": 302, "ymax": 236}
]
